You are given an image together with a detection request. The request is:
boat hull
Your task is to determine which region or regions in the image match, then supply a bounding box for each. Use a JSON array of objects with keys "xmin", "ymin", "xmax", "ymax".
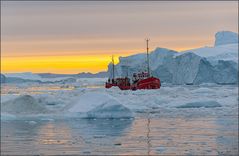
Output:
[
  {"xmin": 136, "ymin": 77, "xmax": 161, "ymax": 89},
  {"xmin": 105, "ymin": 83, "xmax": 117, "ymax": 88},
  {"xmin": 105, "ymin": 77, "xmax": 161, "ymax": 90}
]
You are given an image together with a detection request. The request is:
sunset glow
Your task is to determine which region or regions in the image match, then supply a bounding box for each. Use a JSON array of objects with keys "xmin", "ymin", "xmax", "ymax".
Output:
[
  {"xmin": 1, "ymin": 1, "xmax": 238, "ymax": 74},
  {"xmin": 2, "ymin": 54, "xmax": 123, "ymax": 74}
]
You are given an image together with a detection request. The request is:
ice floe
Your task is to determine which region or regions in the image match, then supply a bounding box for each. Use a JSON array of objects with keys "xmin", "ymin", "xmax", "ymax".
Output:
[{"xmin": 176, "ymin": 101, "xmax": 222, "ymax": 108}]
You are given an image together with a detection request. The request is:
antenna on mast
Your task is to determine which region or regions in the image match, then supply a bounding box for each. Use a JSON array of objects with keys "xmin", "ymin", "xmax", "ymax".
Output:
[{"xmin": 146, "ymin": 38, "xmax": 150, "ymax": 77}]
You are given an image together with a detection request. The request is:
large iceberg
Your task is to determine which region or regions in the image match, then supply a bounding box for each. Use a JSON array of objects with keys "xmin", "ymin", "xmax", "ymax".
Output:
[
  {"xmin": 107, "ymin": 31, "xmax": 238, "ymax": 85},
  {"xmin": 171, "ymin": 52, "xmax": 215, "ymax": 84}
]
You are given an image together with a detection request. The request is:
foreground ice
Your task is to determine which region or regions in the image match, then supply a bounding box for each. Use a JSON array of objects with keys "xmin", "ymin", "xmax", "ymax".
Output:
[{"xmin": 1, "ymin": 83, "xmax": 238, "ymax": 119}]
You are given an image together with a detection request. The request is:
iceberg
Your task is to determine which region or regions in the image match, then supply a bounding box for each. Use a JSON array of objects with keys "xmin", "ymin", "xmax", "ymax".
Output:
[{"xmin": 107, "ymin": 31, "xmax": 238, "ymax": 85}]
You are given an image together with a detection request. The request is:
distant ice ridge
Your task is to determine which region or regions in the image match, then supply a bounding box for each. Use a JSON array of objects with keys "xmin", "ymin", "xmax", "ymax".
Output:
[
  {"xmin": 3, "ymin": 72, "xmax": 77, "ymax": 83},
  {"xmin": 4, "ymin": 72, "xmax": 42, "ymax": 80},
  {"xmin": 108, "ymin": 31, "xmax": 238, "ymax": 85},
  {"xmin": 1, "ymin": 73, "xmax": 107, "ymax": 86}
]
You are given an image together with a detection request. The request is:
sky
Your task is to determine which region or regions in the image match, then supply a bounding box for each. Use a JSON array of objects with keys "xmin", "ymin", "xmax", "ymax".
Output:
[{"xmin": 1, "ymin": 1, "xmax": 238, "ymax": 74}]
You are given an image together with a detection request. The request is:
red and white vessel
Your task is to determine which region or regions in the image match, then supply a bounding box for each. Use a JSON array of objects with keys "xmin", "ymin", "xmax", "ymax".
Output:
[{"xmin": 105, "ymin": 39, "xmax": 161, "ymax": 90}]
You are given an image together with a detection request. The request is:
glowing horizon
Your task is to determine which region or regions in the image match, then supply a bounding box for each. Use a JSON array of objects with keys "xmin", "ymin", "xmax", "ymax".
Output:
[{"xmin": 1, "ymin": 1, "xmax": 238, "ymax": 74}]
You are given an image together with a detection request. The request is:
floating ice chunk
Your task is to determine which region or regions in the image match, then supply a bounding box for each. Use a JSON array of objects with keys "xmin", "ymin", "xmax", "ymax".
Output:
[
  {"xmin": 28, "ymin": 121, "xmax": 37, "ymax": 125},
  {"xmin": 68, "ymin": 92, "xmax": 113, "ymax": 113},
  {"xmin": 68, "ymin": 92, "xmax": 133, "ymax": 118},
  {"xmin": 192, "ymin": 87, "xmax": 214, "ymax": 94},
  {"xmin": 176, "ymin": 101, "xmax": 222, "ymax": 108},
  {"xmin": 1, "ymin": 95, "xmax": 48, "ymax": 114},
  {"xmin": 1, "ymin": 113, "xmax": 16, "ymax": 120},
  {"xmin": 86, "ymin": 100, "xmax": 133, "ymax": 119},
  {"xmin": 40, "ymin": 118, "xmax": 55, "ymax": 121},
  {"xmin": 68, "ymin": 92, "xmax": 132, "ymax": 118}
]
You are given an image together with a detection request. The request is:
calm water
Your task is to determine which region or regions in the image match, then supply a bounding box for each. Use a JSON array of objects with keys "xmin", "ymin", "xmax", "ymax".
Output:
[{"xmin": 1, "ymin": 116, "xmax": 238, "ymax": 155}]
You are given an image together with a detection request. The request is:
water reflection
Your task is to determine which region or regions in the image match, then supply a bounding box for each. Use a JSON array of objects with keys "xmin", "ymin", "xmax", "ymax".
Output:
[
  {"xmin": 119, "ymin": 117, "xmax": 222, "ymax": 155},
  {"xmin": 215, "ymin": 116, "xmax": 238, "ymax": 155},
  {"xmin": 1, "ymin": 120, "xmax": 44, "ymax": 155},
  {"xmin": 1, "ymin": 118, "xmax": 133, "ymax": 155},
  {"xmin": 67, "ymin": 118, "xmax": 132, "ymax": 138},
  {"xmin": 37, "ymin": 122, "xmax": 72, "ymax": 145},
  {"xmin": 1, "ymin": 116, "xmax": 238, "ymax": 155},
  {"xmin": 1, "ymin": 83, "xmax": 75, "ymax": 95}
]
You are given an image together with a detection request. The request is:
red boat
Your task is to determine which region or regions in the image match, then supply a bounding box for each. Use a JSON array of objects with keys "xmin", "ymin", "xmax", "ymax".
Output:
[
  {"xmin": 105, "ymin": 39, "xmax": 161, "ymax": 90},
  {"xmin": 135, "ymin": 75, "xmax": 161, "ymax": 90}
]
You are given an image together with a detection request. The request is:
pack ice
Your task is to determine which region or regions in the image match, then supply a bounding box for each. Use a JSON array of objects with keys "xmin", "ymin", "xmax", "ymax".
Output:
[{"xmin": 108, "ymin": 31, "xmax": 238, "ymax": 85}]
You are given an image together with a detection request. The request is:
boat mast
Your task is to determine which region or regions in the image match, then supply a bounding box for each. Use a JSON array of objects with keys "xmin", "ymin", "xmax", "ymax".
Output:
[
  {"xmin": 125, "ymin": 59, "xmax": 129, "ymax": 77},
  {"xmin": 112, "ymin": 55, "xmax": 115, "ymax": 79},
  {"xmin": 126, "ymin": 60, "xmax": 129, "ymax": 77},
  {"xmin": 146, "ymin": 38, "xmax": 150, "ymax": 77}
]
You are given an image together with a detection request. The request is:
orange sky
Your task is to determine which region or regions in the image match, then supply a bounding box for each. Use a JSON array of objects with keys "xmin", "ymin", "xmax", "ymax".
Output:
[
  {"xmin": 1, "ymin": 38, "xmax": 212, "ymax": 74},
  {"xmin": 1, "ymin": 1, "xmax": 238, "ymax": 74}
]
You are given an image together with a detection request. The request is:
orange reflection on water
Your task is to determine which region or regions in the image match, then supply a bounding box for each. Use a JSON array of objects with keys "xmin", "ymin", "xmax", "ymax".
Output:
[
  {"xmin": 1, "ymin": 84, "xmax": 75, "ymax": 95},
  {"xmin": 119, "ymin": 117, "xmax": 221, "ymax": 155},
  {"xmin": 37, "ymin": 123, "xmax": 72, "ymax": 145}
]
